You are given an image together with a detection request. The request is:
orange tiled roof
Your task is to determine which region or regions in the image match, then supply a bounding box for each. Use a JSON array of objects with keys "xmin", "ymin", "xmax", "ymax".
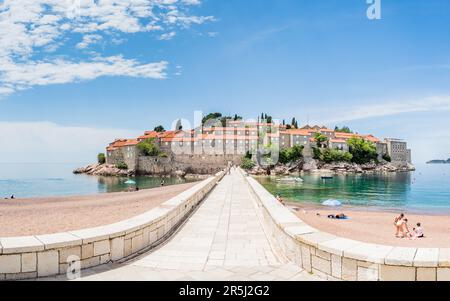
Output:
[
  {"xmin": 282, "ymin": 129, "xmax": 312, "ymax": 136},
  {"xmin": 330, "ymin": 138, "xmax": 347, "ymax": 143}
]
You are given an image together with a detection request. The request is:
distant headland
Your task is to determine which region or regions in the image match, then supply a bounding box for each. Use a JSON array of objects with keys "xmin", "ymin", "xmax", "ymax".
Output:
[{"xmin": 427, "ymin": 158, "xmax": 450, "ymax": 164}]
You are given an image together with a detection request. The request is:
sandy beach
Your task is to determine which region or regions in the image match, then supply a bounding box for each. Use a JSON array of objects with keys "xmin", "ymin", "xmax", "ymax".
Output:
[
  {"xmin": 0, "ymin": 182, "xmax": 198, "ymax": 237},
  {"xmin": 290, "ymin": 203, "xmax": 450, "ymax": 248}
]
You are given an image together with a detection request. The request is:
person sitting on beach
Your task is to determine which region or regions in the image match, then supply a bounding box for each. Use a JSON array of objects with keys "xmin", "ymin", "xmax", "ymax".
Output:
[
  {"xmin": 411, "ymin": 223, "xmax": 424, "ymax": 239},
  {"xmin": 327, "ymin": 213, "xmax": 348, "ymax": 220},
  {"xmin": 10, "ymin": 195, "xmax": 14, "ymax": 199},
  {"xmin": 394, "ymin": 213, "xmax": 405, "ymax": 238}
]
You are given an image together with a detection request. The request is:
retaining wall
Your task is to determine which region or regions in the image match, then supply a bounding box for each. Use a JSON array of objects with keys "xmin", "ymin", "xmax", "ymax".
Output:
[
  {"xmin": 243, "ymin": 172, "xmax": 450, "ymax": 281},
  {"xmin": 0, "ymin": 171, "xmax": 225, "ymax": 280}
]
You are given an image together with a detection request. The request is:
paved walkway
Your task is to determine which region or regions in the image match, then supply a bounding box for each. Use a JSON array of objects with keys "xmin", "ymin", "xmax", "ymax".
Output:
[{"xmin": 56, "ymin": 170, "xmax": 319, "ymax": 281}]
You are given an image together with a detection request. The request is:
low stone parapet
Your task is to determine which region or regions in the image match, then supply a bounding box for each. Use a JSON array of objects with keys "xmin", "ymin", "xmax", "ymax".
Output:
[
  {"xmin": 243, "ymin": 171, "xmax": 450, "ymax": 281},
  {"xmin": 0, "ymin": 171, "xmax": 225, "ymax": 280}
]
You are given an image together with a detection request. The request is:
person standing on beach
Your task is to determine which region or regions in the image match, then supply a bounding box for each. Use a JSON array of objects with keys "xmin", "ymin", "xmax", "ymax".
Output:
[{"xmin": 394, "ymin": 213, "xmax": 405, "ymax": 238}]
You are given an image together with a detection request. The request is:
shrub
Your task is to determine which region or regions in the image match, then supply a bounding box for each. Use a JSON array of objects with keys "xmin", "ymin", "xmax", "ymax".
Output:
[
  {"xmin": 241, "ymin": 157, "xmax": 256, "ymax": 170},
  {"xmin": 154, "ymin": 125, "xmax": 165, "ymax": 133},
  {"xmin": 312, "ymin": 147, "xmax": 322, "ymax": 160},
  {"xmin": 321, "ymin": 149, "xmax": 353, "ymax": 163},
  {"xmin": 279, "ymin": 145, "xmax": 304, "ymax": 164},
  {"xmin": 97, "ymin": 153, "xmax": 106, "ymax": 164},
  {"xmin": 116, "ymin": 162, "xmax": 128, "ymax": 170}
]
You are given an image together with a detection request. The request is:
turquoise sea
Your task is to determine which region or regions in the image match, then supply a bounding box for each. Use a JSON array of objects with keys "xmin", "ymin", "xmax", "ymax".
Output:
[
  {"xmin": 255, "ymin": 163, "xmax": 450, "ymax": 214},
  {"xmin": 0, "ymin": 163, "xmax": 195, "ymax": 198}
]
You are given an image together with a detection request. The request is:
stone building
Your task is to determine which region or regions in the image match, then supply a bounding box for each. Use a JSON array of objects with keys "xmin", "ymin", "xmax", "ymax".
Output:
[
  {"xmin": 384, "ymin": 138, "xmax": 412, "ymax": 164},
  {"xmin": 105, "ymin": 121, "xmax": 412, "ymax": 174}
]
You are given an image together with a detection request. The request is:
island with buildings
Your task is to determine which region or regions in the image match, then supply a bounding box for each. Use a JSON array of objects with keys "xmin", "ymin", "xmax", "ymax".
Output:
[{"xmin": 75, "ymin": 115, "xmax": 414, "ymax": 177}]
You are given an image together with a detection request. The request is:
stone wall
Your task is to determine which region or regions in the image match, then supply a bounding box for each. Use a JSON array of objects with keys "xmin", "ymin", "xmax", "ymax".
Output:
[
  {"xmin": 137, "ymin": 154, "xmax": 242, "ymax": 175},
  {"xmin": 0, "ymin": 171, "xmax": 225, "ymax": 280},
  {"xmin": 243, "ymin": 171, "xmax": 450, "ymax": 281}
]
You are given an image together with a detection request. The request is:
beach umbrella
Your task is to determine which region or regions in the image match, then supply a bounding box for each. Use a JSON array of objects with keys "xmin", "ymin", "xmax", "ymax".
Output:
[
  {"xmin": 322, "ymin": 199, "xmax": 342, "ymax": 207},
  {"xmin": 124, "ymin": 179, "xmax": 136, "ymax": 185}
]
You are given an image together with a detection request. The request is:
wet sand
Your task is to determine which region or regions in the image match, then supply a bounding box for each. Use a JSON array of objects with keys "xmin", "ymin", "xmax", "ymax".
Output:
[
  {"xmin": 0, "ymin": 182, "xmax": 198, "ymax": 237},
  {"xmin": 289, "ymin": 203, "xmax": 450, "ymax": 248}
]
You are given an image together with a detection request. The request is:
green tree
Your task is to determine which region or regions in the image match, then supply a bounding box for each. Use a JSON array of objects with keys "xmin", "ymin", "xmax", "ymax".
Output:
[
  {"xmin": 202, "ymin": 113, "xmax": 222, "ymax": 125},
  {"xmin": 154, "ymin": 125, "xmax": 165, "ymax": 133},
  {"xmin": 291, "ymin": 117, "xmax": 297, "ymax": 129},
  {"xmin": 97, "ymin": 153, "xmax": 106, "ymax": 164},
  {"xmin": 137, "ymin": 138, "xmax": 164, "ymax": 157},
  {"xmin": 347, "ymin": 137, "xmax": 378, "ymax": 164},
  {"xmin": 334, "ymin": 126, "xmax": 352, "ymax": 133},
  {"xmin": 314, "ymin": 133, "xmax": 328, "ymax": 148}
]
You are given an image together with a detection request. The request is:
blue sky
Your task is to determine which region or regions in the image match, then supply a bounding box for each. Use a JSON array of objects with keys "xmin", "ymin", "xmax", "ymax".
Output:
[{"xmin": 0, "ymin": 0, "xmax": 449, "ymax": 163}]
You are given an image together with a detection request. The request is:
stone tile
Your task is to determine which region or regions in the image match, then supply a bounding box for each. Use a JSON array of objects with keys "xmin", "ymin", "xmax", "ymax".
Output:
[
  {"xmin": 417, "ymin": 267, "xmax": 436, "ymax": 281},
  {"xmin": 93, "ymin": 240, "xmax": 110, "ymax": 256},
  {"xmin": 37, "ymin": 250, "xmax": 59, "ymax": 277},
  {"xmin": 385, "ymin": 247, "xmax": 417, "ymax": 266},
  {"xmin": 357, "ymin": 266, "xmax": 378, "ymax": 281},
  {"xmin": 437, "ymin": 268, "xmax": 450, "ymax": 281},
  {"xmin": 438, "ymin": 248, "xmax": 450, "ymax": 267},
  {"xmin": 36, "ymin": 232, "xmax": 82, "ymax": 249},
  {"xmin": 110, "ymin": 237, "xmax": 125, "ymax": 261},
  {"xmin": 0, "ymin": 254, "xmax": 21, "ymax": 273},
  {"xmin": 296, "ymin": 232, "xmax": 337, "ymax": 248},
  {"xmin": 311, "ymin": 255, "xmax": 331, "ymax": 275},
  {"xmin": 414, "ymin": 248, "xmax": 439, "ymax": 267},
  {"xmin": 0, "ymin": 236, "xmax": 44, "ymax": 254},
  {"xmin": 342, "ymin": 257, "xmax": 357, "ymax": 281},
  {"xmin": 331, "ymin": 254, "xmax": 342, "ymax": 279},
  {"xmin": 81, "ymin": 243, "xmax": 94, "ymax": 259},
  {"xmin": 22, "ymin": 252, "xmax": 37, "ymax": 272},
  {"xmin": 59, "ymin": 246, "xmax": 81, "ymax": 264},
  {"xmin": 319, "ymin": 238, "xmax": 363, "ymax": 257},
  {"xmin": 344, "ymin": 243, "xmax": 393, "ymax": 264},
  {"xmin": 379, "ymin": 265, "xmax": 416, "ymax": 281}
]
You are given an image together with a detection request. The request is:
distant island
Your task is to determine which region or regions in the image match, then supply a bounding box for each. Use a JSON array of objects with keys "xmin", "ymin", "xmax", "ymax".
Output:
[{"xmin": 427, "ymin": 158, "xmax": 450, "ymax": 164}]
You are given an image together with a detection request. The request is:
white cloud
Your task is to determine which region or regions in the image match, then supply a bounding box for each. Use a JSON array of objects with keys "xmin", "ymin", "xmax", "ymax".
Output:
[
  {"xmin": 0, "ymin": 121, "xmax": 141, "ymax": 163},
  {"xmin": 0, "ymin": 56, "xmax": 168, "ymax": 93},
  {"xmin": 159, "ymin": 31, "xmax": 176, "ymax": 41},
  {"xmin": 76, "ymin": 34, "xmax": 103, "ymax": 49},
  {"xmin": 0, "ymin": 0, "xmax": 214, "ymax": 96},
  {"xmin": 316, "ymin": 96, "xmax": 450, "ymax": 123}
]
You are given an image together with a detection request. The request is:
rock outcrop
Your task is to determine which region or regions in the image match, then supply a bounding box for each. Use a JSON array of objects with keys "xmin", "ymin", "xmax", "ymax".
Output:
[
  {"xmin": 246, "ymin": 160, "xmax": 415, "ymax": 175},
  {"xmin": 73, "ymin": 164, "xmax": 135, "ymax": 177}
]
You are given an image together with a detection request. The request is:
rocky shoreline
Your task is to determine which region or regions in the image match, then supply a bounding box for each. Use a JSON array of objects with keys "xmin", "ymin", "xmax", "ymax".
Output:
[
  {"xmin": 248, "ymin": 159, "xmax": 415, "ymax": 176},
  {"xmin": 73, "ymin": 163, "xmax": 212, "ymax": 179},
  {"xmin": 73, "ymin": 163, "xmax": 135, "ymax": 177}
]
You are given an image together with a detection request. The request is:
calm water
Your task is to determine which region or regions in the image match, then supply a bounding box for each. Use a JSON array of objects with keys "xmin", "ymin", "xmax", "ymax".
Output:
[
  {"xmin": 0, "ymin": 163, "xmax": 195, "ymax": 198},
  {"xmin": 256, "ymin": 163, "xmax": 450, "ymax": 214}
]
